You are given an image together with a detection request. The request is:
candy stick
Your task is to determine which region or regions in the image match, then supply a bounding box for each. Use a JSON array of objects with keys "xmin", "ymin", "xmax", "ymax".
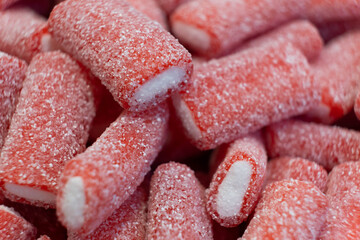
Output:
[
  {"xmin": 238, "ymin": 20, "xmax": 323, "ymax": 61},
  {"xmin": 264, "ymin": 157, "xmax": 328, "ymax": 192},
  {"xmin": 0, "ymin": 52, "xmax": 27, "ymax": 151},
  {"xmin": 206, "ymin": 133, "xmax": 267, "ymax": 227},
  {"xmin": 303, "ymin": 31, "xmax": 360, "ymax": 124},
  {"xmin": 37, "ymin": 236, "xmax": 51, "ymax": 240},
  {"xmin": 172, "ymin": 43, "xmax": 318, "ymax": 150},
  {"xmin": 57, "ymin": 104, "xmax": 169, "ymax": 236},
  {"xmin": 0, "ymin": 7, "xmax": 58, "ymax": 62},
  {"xmin": 49, "ymin": 0, "xmax": 192, "ymax": 111},
  {"xmin": 146, "ymin": 162, "xmax": 213, "ymax": 239},
  {"xmin": 156, "ymin": 0, "xmax": 193, "ymax": 14},
  {"xmin": 0, "ymin": 205, "xmax": 37, "ymax": 240},
  {"xmin": 319, "ymin": 161, "xmax": 360, "ymax": 239},
  {"xmin": 68, "ymin": 187, "xmax": 147, "ymax": 240},
  {"xmin": 265, "ymin": 120, "xmax": 360, "ymax": 170},
  {"xmin": 126, "ymin": 0, "xmax": 167, "ymax": 29},
  {"xmin": 241, "ymin": 180, "xmax": 328, "ymax": 240},
  {"xmin": 0, "ymin": 51, "xmax": 98, "ymax": 208}
]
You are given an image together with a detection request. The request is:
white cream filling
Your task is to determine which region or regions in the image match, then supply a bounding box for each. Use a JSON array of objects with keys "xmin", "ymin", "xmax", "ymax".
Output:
[{"xmin": 4, "ymin": 183, "xmax": 56, "ymax": 205}]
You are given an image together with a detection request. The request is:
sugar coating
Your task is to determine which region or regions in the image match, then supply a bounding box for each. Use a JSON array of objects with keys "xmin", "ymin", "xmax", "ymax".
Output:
[
  {"xmin": 0, "ymin": 52, "xmax": 27, "ymax": 151},
  {"xmin": 238, "ymin": 20, "xmax": 323, "ymax": 61},
  {"xmin": 147, "ymin": 162, "xmax": 213, "ymax": 239},
  {"xmin": 266, "ymin": 120, "xmax": 360, "ymax": 170},
  {"xmin": 0, "ymin": 8, "xmax": 50, "ymax": 62},
  {"xmin": 48, "ymin": 0, "xmax": 192, "ymax": 111},
  {"xmin": 0, "ymin": 51, "xmax": 97, "ymax": 208},
  {"xmin": 57, "ymin": 104, "xmax": 169, "ymax": 236},
  {"xmin": 68, "ymin": 187, "xmax": 147, "ymax": 240},
  {"xmin": 206, "ymin": 134, "xmax": 267, "ymax": 227},
  {"xmin": 304, "ymin": 30, "xmax": 360, "ymax": 124},
  {"xmin": 126, "ymin": 0, "xmax": 167, "ymax": 29},
  {"xmin": 319, "ymin": 161, "xmax": 360, "ymax": 239},
  {"xmin": 0, "ymin": 205, "xmax": 37, "ymax": 240},
  {"xmin": 173, "ymin": 43, "xmax": 318, "ymax": 150},
  {"xmin": 156, "ymin": 0, "xmax": 193, "ymax": 14},
  {"xmin": 242, "ymin": 180, "xmax": 328, "ymax": 240},
  {"xmin": 264, "ymin": 157, "xmax": 328, "ymax": 192}
]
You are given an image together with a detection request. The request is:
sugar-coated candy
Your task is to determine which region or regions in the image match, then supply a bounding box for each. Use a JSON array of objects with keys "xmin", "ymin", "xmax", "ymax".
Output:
[
  {"xmin": 206, "ymin": 134, "xmax": 267, "ymax": 227},
  {"xmin": 126, "ymin": 0, "xmax": 167, "ymax": 29},
  {"xmin": 304, "ymin": 31, "xmax": 360, "ymax": 123},
  {"xmin": 0, "ymin": 205, "xmax": 36, "ymax": 240},
  {"xmin": 319, "ymin": 161, "xmax": 360, "ymax": 239},
  {"xmin": 57, "ymin": 104, "xmax": 168, "ymax": 236},
  {"xmin": 171, "ymin": 0, "xmax": 360, "ymax": 57},
  {"xmin": 264, "ymin": 157, "xmax": 328, "ymax": 192},
  {"xmin": 173, "ymin": 43, "xmax": 318, "ymax": 150},
  {"xmin": 0, "ymin": 7, "xmax": 57, "ymax": 62},
  {"xmin": 68, "ymin": 187, "xmax": 147, "ymax": 240},
  {"xmin": 241, "ymin": 180, "xmax": 328, "ymax": 240},
  {"xmin": 0, "ymin": 51, "xmax": 27, "ymax": 151},
  {"xmin": 156, "ymin": 0, "xmax": 193, "ymax": 14},
  {"xmin": 266, "ymin": 120, "xmax": 360, "ymax": 170},
  {"xmin": 146, "ymin": 162, "xmax": 213, "ymax": 240},
  {"xmin": 0, "ymin": 51, "xmax": 98, "ymax": 208},
  {"xmin": 37, "ymin": 236, "xmax": 51, "ymax": 240},
  {"xmin": 238, "ymin": 20, "xmax": 323, "ymax": 61},
  {"xmin": 49, "ymin": 0, "xmax": 192, "ymax": 111}
]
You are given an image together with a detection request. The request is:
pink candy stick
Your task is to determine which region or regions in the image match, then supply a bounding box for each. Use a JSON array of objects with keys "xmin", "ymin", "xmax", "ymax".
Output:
[
  {"xmin": 0, "ymin": 8, "xmax": 58, "ymax": 62},
  {"xmin": 49, "ymin": 0, "xmax": 192, "ymax": 111},
  {"xmin": 173, "ymin": 43, "xmax": 318, "ymax": 150},
  {"xmin": 68, "ymin": 187, "xmax": 147, "ymax": 240},
  {"xmin": 156, "ymin": 0, "xmax": 193, "ymax": 14},
  {"xmin": 206, "ymin": 133, "xmax": 267, "ymax": 227},
  {"xmin": 126, "ymin": 0, "xmax": 167, "ymax": 29},
  {"xmin": 264, "ymin": 157, "xmax": 328, "ymax": 192},
  {"xmin": 241, "ymin": 180, "xmax": 328, "ymax": 240},
  {"xmin": 238, "ymin": 20, "xmax": 323, "ymax": 61},
  {"xmin": 304, "ymin": 31, "xmax": 360, "ymax": 124},
  {"xmin": 319, "ymin": 161, "xmax": 360, "ymax": 239},
  {"xmin": 266, "ymin": 120, "xmax": 360, "ymax": 170},
  {"xmin": 0, "ymin": 205, "xmax": 36, "ymax": 240},
  {"xmin": 57, "ymin": 104, "xmax": 169, "ymax": 236},
  {"xmin": 147, "ymin": 162, "xmax": 213, "ymax": 239},
  {"xmin": 0, "ymin": 52, "xmax": 27, "ymax": 151},
  {"xmin": 0, "ymin": 51, "xmax": 98, "ymax": 208}
]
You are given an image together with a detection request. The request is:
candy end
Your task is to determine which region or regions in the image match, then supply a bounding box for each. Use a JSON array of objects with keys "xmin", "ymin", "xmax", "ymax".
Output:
[
  {"xmin": 216, "ymin": 161, "xmax": 252, "ymax": 217},
  {"xmin": 61, "ymin": 177, "xmax": 85, "ymax": 230},
  {"xmin": 40, "ymin": 33, "xmax": 60, "ymax": 52},
  {"xmin": 4, "ymin": 183, "xmax": 56, "ymax": 206}
]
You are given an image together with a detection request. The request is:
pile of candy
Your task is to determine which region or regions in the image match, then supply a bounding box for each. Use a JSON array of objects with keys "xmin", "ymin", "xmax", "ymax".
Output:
[{"xmin": 0, "ymin": 0, "xmax": 360, "ymax": 239}]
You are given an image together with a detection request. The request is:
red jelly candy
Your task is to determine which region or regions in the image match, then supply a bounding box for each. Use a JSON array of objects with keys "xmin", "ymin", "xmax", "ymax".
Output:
[
  {"xmin": 241, "ymin": 180, "xmax": 328, "ymax": 240},
  {"xmin": 0, "ymin": 51, "xmax": 98, "ymax": 208},
  {"xmin": 206, "ymin": 133, "xmax": 267, "ymax": 227},
  {"xmin": 48, "ymin": 0, "xmax": 192, "ymax": 111},
  {"xmin": 147, "ymin": 162, "xmax": 213, "ymax": 239},
  {"xmin": 57, "ymin": 104, "xmax": 169, "ymax": 236}
]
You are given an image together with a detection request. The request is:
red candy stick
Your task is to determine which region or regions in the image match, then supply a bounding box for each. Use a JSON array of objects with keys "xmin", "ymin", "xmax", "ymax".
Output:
[
  {"xmin": 304, "ymin": 31, "xmax": 360, "ymax": 123},
  {"xmin": 147, "ymin": 162, "xmax": 213, "ymax": 239},
  {"xmin": 126, "ymin": 0, "xmax": 167, "ymax": 29},
  {"xmin": 0, "ymin": 52, "xmax": 27, "ymax": 151},
  {"xmin": 319, "ymin": 161, "xmax": 360, "ymax": 239},
  {"xmin": 68, "ymin": 187, "xmax": 147, "ymax": 240},
  {"xmin": 0, "ymin": 205, "xmax": 36, "ymax": 240},
  {"xmin": 156, "ymin": 0, "xmax": 193, "ymax": 14},
  {"xmin": 206, "ymin": 134, "xmax": 267, "ymax": 227},
  {"xmin": 0, "ymin": 8, "xmax": 57, "ymax": 62},
  {"xmin": 173, "ymin": 43, "xmax": 318, "ymax": 150},
  {"xmin": 0, "ymin": 51, "xmax": 98, "ymax": 208},
  {"xmin": 57, "ymin": 104, "xmax": 168, "ymax": 236},
  {"xmin": 241, "ymin": 180, "xmax": 328, "ymax": 240},
  {"xmin": 238, "ymin": 20, "xmax": 323, "ymax": 61},
  {"xmin": 266, "ymin": 120, "xmax": 360, "ymax": 170},
  {"xmin": 49, "ymin": 0, "xmax": 192, "ymax": 111},
  {"xmin": 264, "ymin": 157, "xmax": 328, "ymax": 192}
]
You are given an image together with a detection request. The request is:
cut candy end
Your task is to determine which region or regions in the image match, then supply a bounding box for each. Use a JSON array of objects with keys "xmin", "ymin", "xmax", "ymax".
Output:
[
  {"xmin": 216, "ymin": 161, "xmax": 252, "ymax": 217},
  {"xmin": 130, "ymin": 67, "xmax": 186, "ymax": 107},
  {"xmin": 40, "ymin": 33, "xmax": 60, "ymax": 52},
  {"xmin": 172, "ymin": 93, "xmax": 202, "ymax": 143},
  {"xmin": 61, "ymin": 177, "xmax": 85, "ymax": 230},
  {"xmin": 172, "ymin": 21, "xmax": 210, "ymax": 53},
  {"xmin": 4, "ymin": 183, "xmax": 56, "ymax": 206}
]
